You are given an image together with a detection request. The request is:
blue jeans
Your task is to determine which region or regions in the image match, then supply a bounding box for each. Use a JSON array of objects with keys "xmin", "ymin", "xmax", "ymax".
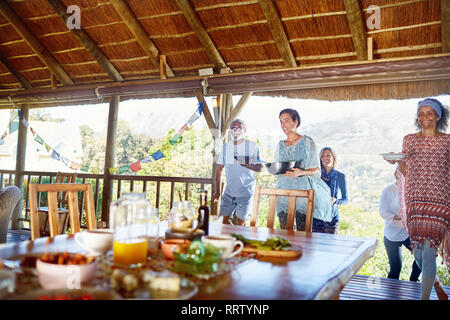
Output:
[
  {"xmin": 412, "ymin": 239, "xmax": 437, "ymax": 300},
  {"xmin": 383, "ymin": 236, "xmax": 421, "ymax": 281}
]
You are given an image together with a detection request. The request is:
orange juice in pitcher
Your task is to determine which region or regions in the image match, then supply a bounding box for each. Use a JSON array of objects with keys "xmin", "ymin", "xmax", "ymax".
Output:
[
  {"xmin": 113, "ymin": 238, "xmax": 148, "ymax": 266},
  {"xmin": 110, "ymin": 193, "xmax": 152, "ymax": 266}
]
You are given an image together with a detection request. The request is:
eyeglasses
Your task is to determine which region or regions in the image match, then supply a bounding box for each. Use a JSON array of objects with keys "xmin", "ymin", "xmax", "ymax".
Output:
[{"xmin": 230, "ymin": 127, "xmax": 242, "ymax": 131}]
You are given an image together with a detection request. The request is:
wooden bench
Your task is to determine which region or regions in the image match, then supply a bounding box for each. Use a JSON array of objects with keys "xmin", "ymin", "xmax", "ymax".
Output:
[{"xmin": 340, "ymin": 274, "xmax": 449, "ymax": 300}]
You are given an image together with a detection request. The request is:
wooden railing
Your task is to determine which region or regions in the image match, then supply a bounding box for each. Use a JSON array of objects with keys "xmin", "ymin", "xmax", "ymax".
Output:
[{"xmin": 1, "ymin": 169, "xmax": 212, "ymax": 231}]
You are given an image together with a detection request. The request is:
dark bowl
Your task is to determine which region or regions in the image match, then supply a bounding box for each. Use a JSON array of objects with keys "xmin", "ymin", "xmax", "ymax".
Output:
[
  {"xmin": 165, "ymin": 229, "xmax": 205, "ymax": 241},
  {"xmin": 264, "ymin": 161, "xmax": 296, "ymax": 175}
]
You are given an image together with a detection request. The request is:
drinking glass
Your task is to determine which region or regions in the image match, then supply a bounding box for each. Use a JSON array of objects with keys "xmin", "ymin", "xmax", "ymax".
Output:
[
  {"xmin": 208, "ymin": 214, "xmax": 223, "ymax": 236},
  {"xmin": 111, "ymin": 193, "xmax": 151, "ymax": 266}
]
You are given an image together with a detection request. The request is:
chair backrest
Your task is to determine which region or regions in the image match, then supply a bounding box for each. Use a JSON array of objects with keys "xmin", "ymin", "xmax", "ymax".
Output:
[
  {"xmin": 250, "ymin": 186, "xmax": 314, "ymax": 232},
  {"xmin": 54, "ymin": 172, "xmax": 77, "ymax": 206},
  {"xmin": 29, "ymin": 183, "xmax": 96, "ymax": 240}
]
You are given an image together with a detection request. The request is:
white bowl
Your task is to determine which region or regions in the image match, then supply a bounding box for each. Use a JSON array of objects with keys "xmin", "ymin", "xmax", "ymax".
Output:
[
  {"xmin": 380, "ymin": 153, "xmax": 406, "ymax": 161},
  {"xmin": 36, "ymin": 255, "xmax": 97, "ymax": 290}
]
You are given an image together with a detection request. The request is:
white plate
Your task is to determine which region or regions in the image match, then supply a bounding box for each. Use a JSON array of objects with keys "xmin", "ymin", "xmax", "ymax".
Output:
[{"xmin": 380, "ymin": 153, "xmax": 406, "ymax": 161}]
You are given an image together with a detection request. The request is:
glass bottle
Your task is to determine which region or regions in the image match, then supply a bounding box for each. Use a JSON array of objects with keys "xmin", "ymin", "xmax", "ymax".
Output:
[
  {"xmin": 198, "ymin": 189, "xmax": 209, "ymax": 235},
  {"xmin": 110, "ymin": 192, "xmax": 151, "ymax": 266}
]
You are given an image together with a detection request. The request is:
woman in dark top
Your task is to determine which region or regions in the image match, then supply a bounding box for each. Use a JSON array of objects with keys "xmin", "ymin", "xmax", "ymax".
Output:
[{"xmin": 319, "ymin": 147, "xmax": 348, "ymax": 234}]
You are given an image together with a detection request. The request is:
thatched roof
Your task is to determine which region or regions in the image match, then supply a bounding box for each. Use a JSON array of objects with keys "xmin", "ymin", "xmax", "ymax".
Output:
[{"xmin": 0, "ymin": 0, "xmax": 448, "ymax": 107}]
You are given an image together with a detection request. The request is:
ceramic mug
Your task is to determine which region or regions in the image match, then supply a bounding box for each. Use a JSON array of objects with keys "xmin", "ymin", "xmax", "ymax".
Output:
[
  {"xmin": 74, "ymin": 229, "xmax": 113, "ymax": 256},
  {"xmin": 201, "ymin": 235, "xmax": 243, "ymax": 259}
]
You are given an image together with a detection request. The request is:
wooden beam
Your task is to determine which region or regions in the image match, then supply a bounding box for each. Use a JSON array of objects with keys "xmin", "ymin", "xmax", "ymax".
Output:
[
  {"xmin": 0, "ymin": 2, "xmax": 74, "ymax": 85},
  {"xmin": 258, "ymin": 0, "xmax": 297, "ymax": 68},
  {"xmin": 343, "ymin": 0, "xmax": 368, "ymax": 60},
  {"xmin": 367, "ymin": 37, "xmax": 373, "ymax": 60},
  {"xmin": 45, "ymin": 0, "xmax": 125, "ymax": 82},
  {"xmin": 0, "ymin": 56, "xmax": 32, "ymax": 89},
  {"xmin": 175, "ymin": 0, "xmax": 227, "ymax": 69},
  {"xmin": 12, "ymin": 106, "xmax": 28, "ymax": 230},
  {"xmin": 194, "ymin": 91, "xmax": 216, "ymax": 133},
  {"xmin": 110, "ymin": 0, "xmax": 174, "ymax": 77},
  {"xmin": 160, "ymin": 55, "xmax": 167, "ymax": 79},
  {"xmin": 442, "ymin": 0, "xmax": 450, "ymax": 52},
  {"xmin": 101, "ymin": 95, "xmax": 119, "ymax": 226}
]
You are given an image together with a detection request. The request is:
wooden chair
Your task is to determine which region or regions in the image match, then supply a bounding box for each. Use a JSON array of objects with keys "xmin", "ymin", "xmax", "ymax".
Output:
[
  {"xmin": 250, "ymin": 186, "xmax": 315, "ymax": 232},
  {"xmin": 29, "ymin": 183, "xmax": 96, "ymax": 240},
  {"xmin": 37, "ymin": 172, "xmax": 77, "ymax": 237}
]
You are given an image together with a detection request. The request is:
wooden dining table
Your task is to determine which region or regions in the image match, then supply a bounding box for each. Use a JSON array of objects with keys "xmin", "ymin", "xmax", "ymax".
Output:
[{"xmin": 0, "ymin": 223, "xmax": 378, "ymax": 300}]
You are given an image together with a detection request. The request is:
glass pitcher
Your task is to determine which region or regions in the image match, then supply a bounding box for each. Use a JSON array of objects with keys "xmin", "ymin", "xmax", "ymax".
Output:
[
  {"xmin": 168, "ymin": 201, "xmax": 196, "ymax": 232},
  {"xmin": 110, "ymin": 192, "xmax": 152, "ymax": 266}
]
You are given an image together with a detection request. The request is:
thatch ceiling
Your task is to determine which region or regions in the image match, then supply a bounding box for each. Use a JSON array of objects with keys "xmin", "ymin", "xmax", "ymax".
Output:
[{"xmin": 0, "ymin": 0, "xmax": 448, "ymax": 107}]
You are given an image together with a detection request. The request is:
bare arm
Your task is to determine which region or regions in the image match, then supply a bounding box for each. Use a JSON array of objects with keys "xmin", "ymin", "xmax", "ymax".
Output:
[
  {"xmin": 284, "ymin": 167, "xmax": 319, "ymax": 178},
  {"xmin": 240, "ymin": 163, "xmax": 263, "ymax": 172}
]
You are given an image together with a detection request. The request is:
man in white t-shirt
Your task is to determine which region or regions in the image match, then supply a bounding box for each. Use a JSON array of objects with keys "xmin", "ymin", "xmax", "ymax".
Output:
[
  {"xmin": 379, "ymin": 167, "xmax": 421, "ymax": 281},
  {"xmin": 213, "ymin": 119, "xmax": 262, "ymax": 226}
]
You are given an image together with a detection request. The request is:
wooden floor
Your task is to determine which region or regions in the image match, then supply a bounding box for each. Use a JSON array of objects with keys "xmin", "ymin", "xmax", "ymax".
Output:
[{"xmin": 340, "ymin": 274, "xmax": 449, "ymax": 300}]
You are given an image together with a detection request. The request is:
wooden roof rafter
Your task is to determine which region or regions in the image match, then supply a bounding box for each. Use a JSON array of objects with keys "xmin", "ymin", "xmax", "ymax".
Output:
[
  {"xmin": 109, "ymin": 0, "xmax": 174, "ymax": 78},
  {"xmin": 0, "ymin": 1, "xmax": 74, "ymax": 85},
  {"xmin": 257, "ymin": 0, "xmax": 296, "ymax": 68},
  {"xmin": 344, "ymin": 0, "xmax": 368, "ymax": 61},
  {"xmin": 175, "ymin": 0, "xmax": 227, "ymax": 70},
  {"xmin": 0, "ymin": 54, "xmax": 32, "ymax": 89},
  {"xmin": 44, "ymin": 0, "xmax": 124, "ymax": 82}
]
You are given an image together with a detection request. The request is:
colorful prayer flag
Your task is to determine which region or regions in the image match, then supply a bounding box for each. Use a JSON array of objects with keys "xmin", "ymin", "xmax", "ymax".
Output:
[
  {"xmin": 45, "ymin": 143, "xmax": 52, "ymax": 152},
  {"xmin": 186, "ymin": 101, "xmax": 204, "ymax": 126},
  {"xmin": 0, "ymin": 138, "xmax": 4, "ymax": 146},
  {"xmin": 169, "ymin": 134, "xmax": 181, "ymax": 145},
  {"xmin": 118, "ymin": 165, "xmax": 130, "ymax": 174},
  {"xmin": 129, "ymin": 161, "xmax": 142, "ymax": 172},
  {"xmin": 34, "ymin": 134, "xmax": 44, "ymax": 145},
  {"xmin": 61, "ymin": 156, "xmax": 70, "ymax": 166},
  {"xmin": 30, "ymin": 127, "xmax": 36, "ymax": 136},
  {"xmin": 109, "ymin": 167, "xmax": 119, "ymax": 175},
  {"xmin": 81, "ymin": 164, "xmax": 89, "ymax": 172},
  {"xmin": 69, "ymin": 161, "xmax": 81, "ymax": 170},
  {"xmin": 151, "ymin": 150, "xmax": 164, "ymax": 161},
  {"xmin": 51, "ymin": 150, "xmax": 60, "ymax": 161},
  {"xmin": 140, "ymin": 156, "xmax": 152, "ymax": 163}
]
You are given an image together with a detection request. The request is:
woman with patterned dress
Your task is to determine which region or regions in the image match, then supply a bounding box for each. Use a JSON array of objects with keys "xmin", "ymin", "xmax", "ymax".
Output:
[
  {"xmin": 275, "ymin": 108, "xmax": 333, "ymax": 232},
  {"xmin": 387, "ymin": 98, "xmax": 449, "ymax": 300},
  {"xmin": 319, "ymin": 147, "xmax": 348, "ymax": 234}
]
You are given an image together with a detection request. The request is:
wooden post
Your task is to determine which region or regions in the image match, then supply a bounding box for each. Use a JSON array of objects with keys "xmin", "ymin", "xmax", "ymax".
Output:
[
  {"xmin": 12, "ymin": 106, "xmax": 28, "ymax": 229},
  {"xmin": 367, "ymin": 37, "xmax": 373, "ymax": 60},
  {"xmin": 101, "ymin": 96, "xmax": 119, "ymax": 226},
  {"xmin": 159, "ymin": 55, "xmax": 167, "ymax": 80}
]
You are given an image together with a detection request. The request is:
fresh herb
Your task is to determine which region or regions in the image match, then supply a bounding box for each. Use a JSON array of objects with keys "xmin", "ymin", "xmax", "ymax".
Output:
[{"xmin": 232, "ymin": 233, "xmax": 291, "ymax": 251}]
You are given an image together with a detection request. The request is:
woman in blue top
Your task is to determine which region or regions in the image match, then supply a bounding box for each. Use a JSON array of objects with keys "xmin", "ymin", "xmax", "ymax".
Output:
[
  {"xmin": 319, "ymin": 147, "xmax": 348, "ymax": 234},
  {"xmin": 275, "ymin": 108, "xmax": 333, "ymax": 233}
]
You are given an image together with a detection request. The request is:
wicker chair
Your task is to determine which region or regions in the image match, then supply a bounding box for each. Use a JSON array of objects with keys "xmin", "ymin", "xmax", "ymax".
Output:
[{"xmin": 0, "ymin": 186, "xmax": 21, "ymax": 243}]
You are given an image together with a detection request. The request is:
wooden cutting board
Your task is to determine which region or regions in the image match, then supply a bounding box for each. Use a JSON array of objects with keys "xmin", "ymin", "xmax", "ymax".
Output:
[{"xmin": 242, "ymin": 245, "xmax": 302, "ymax": 259}]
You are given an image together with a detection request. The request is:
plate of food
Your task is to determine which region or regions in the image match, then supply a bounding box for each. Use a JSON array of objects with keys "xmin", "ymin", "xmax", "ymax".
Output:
[
  {"xmin": 380, "ymin": 153, "xmax": 407, "ymax": 161},
  {"xmin": 111, "ymin": 269, "xmax": 198, "ymax": 300},
  {"xmin": 232, "ymin": 234, "xmax": 302, "ymax": 259}
]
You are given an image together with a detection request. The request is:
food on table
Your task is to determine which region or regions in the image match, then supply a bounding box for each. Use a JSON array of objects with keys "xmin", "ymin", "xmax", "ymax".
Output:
[
  {"xmin": 143, "ymin": 270, "xmax": 181, "ymax": 292},
  {"xmin": 111, "ymin": 269, "xmax": 139, "ymax": 292},
  {"xmin": 20, "ymin": 256, "xmax": 38, "ymax": 268},
  {"xmin": 37, "ymin": 293, "xmax": 93, "ymax": 300},
  {"xmin": 232, "ymin": 233, "xmax": 292, "ymax": 251},
  {"xmin": 173, "ymin": 239, "xmax": 221, "ymax": 275},
  {"xmin": 39, "ymin": 252, "xmax": 96, "ymax": 265}
]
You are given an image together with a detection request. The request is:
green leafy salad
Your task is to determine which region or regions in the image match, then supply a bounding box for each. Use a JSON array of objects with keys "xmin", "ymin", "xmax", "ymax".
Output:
[{"xmin": 231, "ymin": 233, "xmax": 292, "ymax": 251}]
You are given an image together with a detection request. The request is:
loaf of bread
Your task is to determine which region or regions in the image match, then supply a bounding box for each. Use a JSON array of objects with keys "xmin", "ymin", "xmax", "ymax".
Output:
[{"xmin": 145, "ymin": 270, "xmax": 180, "ymax": 291}]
